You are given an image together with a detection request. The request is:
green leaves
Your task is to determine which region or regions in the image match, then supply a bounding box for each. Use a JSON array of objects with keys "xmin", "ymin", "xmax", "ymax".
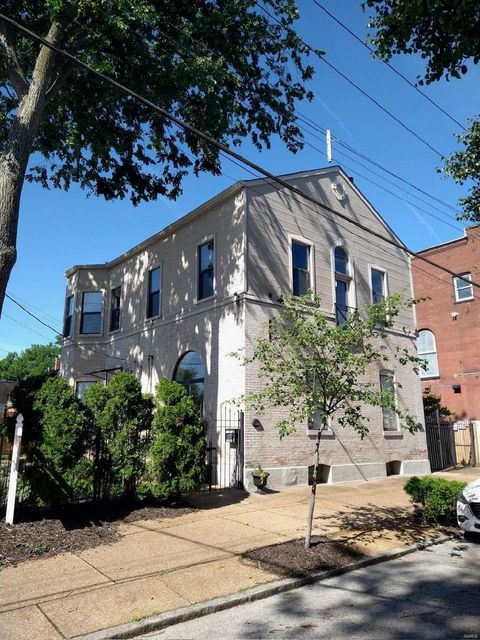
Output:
[
  {"xmin": 0, "ymin": 342, "xmax": 60, "ymax": 381},
  {"xmin": 2, "ymin": 0, "xmax": 315, "ymax": 204},
  {"xmin": 443, "ymin": 116, "xmax": 480, "ymax": 222},
  {"xmin": 240, "ymin": 293, "xmax": 423, "ymax": 438},
  {"xmin": 144, "ymin": 379, "xmax": 206, "ymax": 500}
]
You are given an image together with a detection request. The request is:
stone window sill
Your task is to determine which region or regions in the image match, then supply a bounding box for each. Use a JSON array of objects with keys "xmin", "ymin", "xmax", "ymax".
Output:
[{"xmin": 308, "ymin": 429, "xmax": 335, "ymax": 438}]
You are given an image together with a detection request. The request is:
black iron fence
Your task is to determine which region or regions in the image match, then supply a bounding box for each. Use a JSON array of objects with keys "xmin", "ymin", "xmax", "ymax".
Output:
[
  {"xmin": 424, "ymin": 411, "xmax": 456, "ymax": 472},
  {"xmin": 200, "ymin": 407, "xmax": 244, "ymax": 492}
]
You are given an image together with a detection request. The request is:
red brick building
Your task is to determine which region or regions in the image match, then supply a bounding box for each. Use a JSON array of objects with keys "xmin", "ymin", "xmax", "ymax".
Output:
[{"xmin": 412, "ymin": 225, "xmax": 480, "ymax": 420}]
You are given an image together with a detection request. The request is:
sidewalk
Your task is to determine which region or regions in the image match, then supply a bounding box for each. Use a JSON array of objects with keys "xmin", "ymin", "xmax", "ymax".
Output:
[{"xmin": 0, "ymin": 470, "xmax": 475, "ymax": 639}]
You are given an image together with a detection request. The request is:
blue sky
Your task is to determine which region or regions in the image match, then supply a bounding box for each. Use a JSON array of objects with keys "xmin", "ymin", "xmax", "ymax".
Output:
[{"xmin": 1, "ymin": 0, "xmax": 479, "ymax": 354}]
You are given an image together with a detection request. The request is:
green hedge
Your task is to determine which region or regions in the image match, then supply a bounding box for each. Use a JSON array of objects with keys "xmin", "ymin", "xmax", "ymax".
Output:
[{"xmin": 404, "ymin": 476, "xmax": 467, "ymax": 523}]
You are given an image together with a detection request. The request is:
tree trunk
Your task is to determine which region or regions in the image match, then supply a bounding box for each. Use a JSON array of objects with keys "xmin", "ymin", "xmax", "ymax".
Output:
[
  {"xmin": 304, "ymin": 421, "xmax": 325, "ymax": 550},
  {"xmin": 0, "ymin": 23, "xmax": 62, "ymax": 316}
]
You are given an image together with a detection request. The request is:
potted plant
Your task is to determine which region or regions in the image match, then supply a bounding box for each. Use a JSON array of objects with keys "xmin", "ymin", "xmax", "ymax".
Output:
[{"xmin": 251, "ymin": 463, "xmax": 269, "ymax": 490}]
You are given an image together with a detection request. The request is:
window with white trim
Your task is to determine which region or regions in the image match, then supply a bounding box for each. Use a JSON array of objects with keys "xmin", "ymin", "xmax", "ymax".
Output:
[
  {"xmin": 334, "ymin": 246, "xmax": 352, "ymax": 325},
  {"xmin": 453, "ymin": 273, "xmax": 473, "ymax": 302},
  {"xmin": 291, "ymin": 240, "xmax": 311, "ymax": 296},
  {"xmin": 380, "ymin": 371, "xmax": 398, "ymax": 431},
  {"xmin": 417, "ymin": 329, "xmax": 439, "ymax": 378},
  {"xmin": 371, "ymin": 268, "xmax": 386, "ymax": 304}
]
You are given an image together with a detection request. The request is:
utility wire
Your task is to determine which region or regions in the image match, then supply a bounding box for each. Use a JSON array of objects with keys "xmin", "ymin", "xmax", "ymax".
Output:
[
  {"xmin": 254, "ymin": 1, "xmax": 444, "ymax": 158},
  {"xmin": 156, "ymin": 5, "xmax": 458, "ymax": 218},
  {"xmin": 311, "ymin": 0, "xmax": 466, "ymax": 132},
  {"xmin": 151, "ymin": 14, "xmax": 460, "ymax": 227},
  {"xmin": 3, "ymin": 312, "xmax": 55, "ymax": 341},
  {"xmin": 1, "ymin": 13, "xmax": 477, "ymax": 292},
  {"xmin": 154, "ymin": 8, "xmax": 459, "ymax": 220},
  {"xmin": 5, "ymin": 293, "xmax": 127, "ymax": 362}
]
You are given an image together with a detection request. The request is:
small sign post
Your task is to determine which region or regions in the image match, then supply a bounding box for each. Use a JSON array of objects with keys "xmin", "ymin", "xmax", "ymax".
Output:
[{"xmin": 5, "ymin": 413, "xmax": 23, "ymax": 525}]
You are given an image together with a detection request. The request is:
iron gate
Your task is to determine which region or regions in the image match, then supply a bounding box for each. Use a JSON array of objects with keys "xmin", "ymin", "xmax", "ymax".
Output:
[
  {"xmin": 200, "ymin": 407, "xmax": 244, "ymax": 491},
  {"xmin": 425, "ymin": 411, "xmax": 456, "ymax": 471}
]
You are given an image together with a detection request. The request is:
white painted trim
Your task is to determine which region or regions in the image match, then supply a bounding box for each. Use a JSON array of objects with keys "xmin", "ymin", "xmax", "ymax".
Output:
[
  {"xmin": 288, "ymin": 233, "xmax": 315, "ymax": 297},
  {"xmin": 367, "ymin": 263, "xmax": 389, "ymax": 304},
  {"xmin": 330, "ymin": 239, "xmax": 356, "ymax": 317},
  {"xmin": 453, "ymin": 273, "xmax": 474, "ymax": 303}
]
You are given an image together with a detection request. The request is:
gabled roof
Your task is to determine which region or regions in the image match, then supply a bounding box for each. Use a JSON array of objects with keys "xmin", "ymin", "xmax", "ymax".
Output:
[
  {"xmin": 65, "ymin": 165, "xmax": 405, "ymax": 276},
  {"xmin": 244, "ymin": 164, "xmax": 406, "ymax": 249}
]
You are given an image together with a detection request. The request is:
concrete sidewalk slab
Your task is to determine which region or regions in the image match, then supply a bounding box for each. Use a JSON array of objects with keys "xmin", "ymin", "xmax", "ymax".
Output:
[
  {"xmin": 0, "ymin": 553, "xmax": 110, "ymax": 612},
  {"xmin": 39, "ymin": 574, "xmax": 189, "ymax": 638},
  {"xmin": 77, "ymin": 529, "xmax": 228, "ymax": 582},
  {"xmin": 159, "ymin": 556, "xmax": 278, "ymax": 605},
  {"xmin": 0, "ymin": 605, "xmax": 61, "ymax": 640},
  {"xmin": 0, "ymin": 473, "xmax": 468, "ymax": 640}
]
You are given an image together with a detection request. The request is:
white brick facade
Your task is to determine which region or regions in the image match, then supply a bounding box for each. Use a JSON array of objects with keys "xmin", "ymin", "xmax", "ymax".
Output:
[{"xmin": 61, "ymin": 167, "xmax": 430, "ymax": 490}]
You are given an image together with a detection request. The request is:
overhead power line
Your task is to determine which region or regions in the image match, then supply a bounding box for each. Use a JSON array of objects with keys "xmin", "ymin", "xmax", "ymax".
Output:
[
  {"xmin": 151, "ymin": 15, "xmax": 461, "ymax": 227},
  {"xmin": 253, "ymin": 1, "xmax": 444, "ymax": 158},
  {"xmin": 5, "ymin": 293, "xmax": 127, "ymax": 362},
  {"xmin": 311, "ymin": 0, "xmax": 466, "ymax": 132},
  {"xmin": 1, "ymin": 13, "xmax": 478, "ymax": 293}
]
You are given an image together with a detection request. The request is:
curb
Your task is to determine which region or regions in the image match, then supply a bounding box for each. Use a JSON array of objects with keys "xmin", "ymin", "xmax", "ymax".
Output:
[{"xmin": 76, "ymin": 533, "xmax": 455, "ymax": 640}]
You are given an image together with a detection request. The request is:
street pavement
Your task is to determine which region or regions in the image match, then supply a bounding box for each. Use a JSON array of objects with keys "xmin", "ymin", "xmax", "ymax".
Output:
[
  {"xmin": 146, "ymin": 538, "xmax": 480, "ymax": 640},
  {"xmin": 1, "ymin": 469, "xmax": 478, "ymax": 639}
]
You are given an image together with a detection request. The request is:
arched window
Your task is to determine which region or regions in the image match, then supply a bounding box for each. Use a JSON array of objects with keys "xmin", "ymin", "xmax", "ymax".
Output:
[
  {"xmin": 173, "ymin": 351, "xmax": 205, "ymax": 409},
  {"xmin": 417, "ymin": 330, "xmax": 439, "ymax": 378},
  {"xmin": 334, "ymin": 246, "xmax": 352, "ymax": 325}
]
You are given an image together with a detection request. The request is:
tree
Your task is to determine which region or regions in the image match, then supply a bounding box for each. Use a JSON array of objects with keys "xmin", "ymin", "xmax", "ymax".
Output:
[
  {"xmin": 363, "ymin": 0, "xmax": 480, "ymax": 221},
  {"xmin": 29, "ymin": 374, "xmax": 91, "ymax": 505},
  {"xmin": 0, "ymin": 1, "xmax": 315, "ymax": 314},
  {"xmin": 0, "ymin": 341, "xmax": 60, "ymax": 380},
  {"xmin": 240, "ymin": 294, "xmax": 423, "ymax": 549},
  {"xmin": 84, "ymin": 372, "xmax": 152, "ymax": 500},
  {"xmin": 144, "ymin": 378, "xmax": 206, "ymax": 500},
  {"xmin": 422, "ymin": 393, "xmax": 453, "ymax": 417}
]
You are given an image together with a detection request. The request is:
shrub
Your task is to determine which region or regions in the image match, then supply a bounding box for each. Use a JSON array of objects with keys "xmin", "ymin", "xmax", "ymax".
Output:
[
  {"xmin": 84, "ymin": 372, "xmax": 153, "ymax": 500},
  {"xmin": 28, "ymin": 376, "xmax": 92, "ymax": 505},
  {"xmin": 404, "ymin": 476, "xmax": 467, "ymax": 523},
  {"xmin": 144, "ymin": 379, "xmax": 206, "ymax": 500}
]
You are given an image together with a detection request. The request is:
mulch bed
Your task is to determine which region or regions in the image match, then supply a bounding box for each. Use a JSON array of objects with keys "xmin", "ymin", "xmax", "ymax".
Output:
[
  {"xmin": 244, "ymin": 536, "xmax": 365, "ymax": 578},
  {"xmin": 0, "ymin": 500, "xmax": 195, "ymax": 568}
]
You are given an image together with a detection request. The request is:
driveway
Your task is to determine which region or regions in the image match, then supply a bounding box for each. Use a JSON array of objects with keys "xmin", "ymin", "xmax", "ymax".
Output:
[{"xmin": 146, "ymin": 537, "xmax": 480, "ymax": 639}]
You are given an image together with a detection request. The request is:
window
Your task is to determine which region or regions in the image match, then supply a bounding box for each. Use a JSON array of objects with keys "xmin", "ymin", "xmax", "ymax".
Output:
[
  {"xmin": 334, "ymin": 246, "xmax": 352, "ymax": 325},
  {"xmin": 173, "ymin": 351, "xmax": 205, "ymax": 410},
  {"xmin": 75, "ymin": 380, "xmax": 97, "ymax": 401},
  {"xmin": 292, "ymin": 241, "xmax": 311, "ymax": 296},
  {"xmin": 417, "ymin": 329, "xmax": 439, "ymax": 378},
  {"xmin": 110, "ymin": 286, "xmax": 121, "ymax": 332},
  {"xmin": 380, "ymin": 372, "xmax": 398, "ymax": 431},
  {"xmin": 453, "ymin": 273, "xmax": 473, "ymax": 302},
  {"xmin": 80, "ymin": 292, "xmax": 102, "ymax": 334},
  {"xmin": 198, "ymin": 240, "xmax": 214, "ymax": 300},
  {"xmin": 63, "ymin": 294, "xmax": 74, "ymax": 337},
  {"xmin": 371, "ymin": 269, "xmax": 386, "ymax": 304},
  {"xmin": 147, "ymin": 267, "xmax": 161, "ymax": 318}
]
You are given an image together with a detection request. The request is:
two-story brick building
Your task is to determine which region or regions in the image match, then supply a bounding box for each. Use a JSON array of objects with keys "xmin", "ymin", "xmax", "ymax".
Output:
[
  {"xmin": 61, "ymin": 166, "xmax": 430, "ymax": 490},
  {"xmin": 412, "ymin": 224, "xmax": 480, "ymax": 420}
]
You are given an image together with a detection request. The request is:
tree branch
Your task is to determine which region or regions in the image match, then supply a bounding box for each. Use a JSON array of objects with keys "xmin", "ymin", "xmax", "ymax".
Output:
[{"xmin": 0, "ymin": 20, "xmax": 29, "ymax": 99}]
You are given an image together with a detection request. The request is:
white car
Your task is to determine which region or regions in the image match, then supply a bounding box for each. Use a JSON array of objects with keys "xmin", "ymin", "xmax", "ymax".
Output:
[{"xmin": 457, "ymin": 478, "xmax": 480, "ymax": 533}]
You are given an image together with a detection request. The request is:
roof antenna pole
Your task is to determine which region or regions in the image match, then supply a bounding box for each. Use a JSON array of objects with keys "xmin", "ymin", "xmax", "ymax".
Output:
[{"xmin": 326, "ymin": 129, "xmax": 332, "ymax": 163}]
